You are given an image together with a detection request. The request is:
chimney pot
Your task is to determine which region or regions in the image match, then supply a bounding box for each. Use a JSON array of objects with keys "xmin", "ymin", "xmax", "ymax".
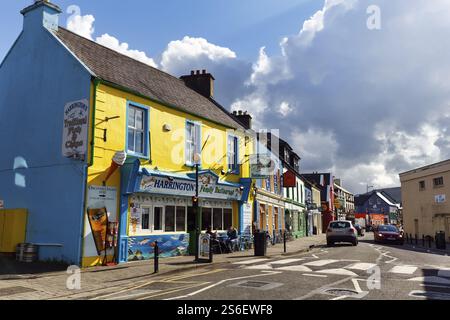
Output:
[
  {"xmin": 191, "ymin": 71, "xmax": 195, "ymax": 75},
  {"xmin": 202, "ymin": 69, "xmax": 206, "ymax": 74},
  {"xmin": 196, "ymin": 70, "xmax": 200, "ymax": 75},
  {"xmin": 180, "ymin": 69, "xmax": 215, "ymax": 98}
]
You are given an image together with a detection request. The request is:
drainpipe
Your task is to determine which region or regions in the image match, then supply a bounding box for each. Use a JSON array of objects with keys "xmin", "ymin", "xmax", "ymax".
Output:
[
  {"xmin": 90, "ymin": 78, "xmax": 100, "ymax": 167},
  {"xmin": 79, "ymin": 78, "xmax": 100, "ymax": 266}
]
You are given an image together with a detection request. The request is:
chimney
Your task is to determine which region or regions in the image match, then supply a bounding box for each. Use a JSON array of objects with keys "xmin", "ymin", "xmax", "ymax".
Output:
[
  {"xmin": 180, "ymin": 70, "xmax": 215, "ymax": 99},
  {"xmin": 232, "ymin": 110, "xmax": 252, "ymax": 129},
  {"xmin": 21, "ymin": 0, "xmax": 61, "ymax": 32}
]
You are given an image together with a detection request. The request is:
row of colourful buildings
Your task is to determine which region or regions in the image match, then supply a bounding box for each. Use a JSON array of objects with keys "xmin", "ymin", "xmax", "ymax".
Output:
[{"xmin": 0, "ymin": 1, "xmax": 353, "ymax": 266}]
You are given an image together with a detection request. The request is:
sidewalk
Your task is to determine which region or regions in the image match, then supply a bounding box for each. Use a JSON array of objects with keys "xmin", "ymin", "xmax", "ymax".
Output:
[{"xmin": 0, "ymin": 234, "xmax": 326, "ymax": 300}]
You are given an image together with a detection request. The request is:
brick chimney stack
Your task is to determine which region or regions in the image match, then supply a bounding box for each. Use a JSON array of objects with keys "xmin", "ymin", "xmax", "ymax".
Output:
[
  {"xmin": 232, "ymin": 110, "xmax": 252, "ymax": 129},
  {"xmin": 180, "ymin": 70, "xmax": 215, "ymax": 99}
]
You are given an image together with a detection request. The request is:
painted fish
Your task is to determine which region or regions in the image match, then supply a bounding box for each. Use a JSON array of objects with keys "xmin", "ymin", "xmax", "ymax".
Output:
[{"xmin": 139, "ymin": 239, "xmax": 152, "ymax": 246}]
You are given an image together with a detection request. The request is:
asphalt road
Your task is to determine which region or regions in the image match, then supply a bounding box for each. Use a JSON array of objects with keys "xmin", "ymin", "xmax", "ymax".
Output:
[{"xmin": 95, "ymin": 232, "xmax": 450, "ymax": 301}]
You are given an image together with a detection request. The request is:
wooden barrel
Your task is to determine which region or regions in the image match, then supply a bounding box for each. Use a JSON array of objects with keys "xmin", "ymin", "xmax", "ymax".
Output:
[
  {"xmin": 16, "ymin": 243, "xmax": 27, "ymax": 261},
  {"xmin": 21, "ymin": 244, "xmax": 38, "ymax": 263}
]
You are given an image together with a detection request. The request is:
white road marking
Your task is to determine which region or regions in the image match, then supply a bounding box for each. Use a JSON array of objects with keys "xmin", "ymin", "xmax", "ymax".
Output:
[
  {"xmin": 346, "ymin": 263, "xmax": 377, "ymax": 271},
  {"xmin": 311, "ymin": 254, "xmax": 319, "ymax": 258},
  {"xmin": 303, "ymin": 259, "xmax": 338, "ymax": 267},
  {"xmin": 316, "ymin": 269, "xmax": 358, "ymax": 276},
  {"xmin": 245, "ymin": 264, "xmax": 273, "ymax": 270},
  {"xmin": 389, "ymin": 265, "xmax": 418, "ymax": 274},
  {"xmin": 276, "ymin": 265, "xmax": 312, "ymax": 272},
  {"xmin": 106, "ymin": 289, "xmax": 162, "ymax": 300},
  {"xmin": 233, "ymin": 258, "xmax": 269, "ymax": 265},
  {"xmin": 302, "ymin": 273, "xmax": 328, "ymax": 278},
  {"xmin": 330, "ymin": 295, "xmax": 348, "ymax": 300},
  {"xmin": 437, "ymin": 268, "xmax": 450, "ymax": 278},
  {"xmin": 408, "ymin": 276, "xmax": 450, "ymax": 285},
  {"xmin": 270, "ymin": 258, "xmax": 304, "ymax": 265},
  {"xmin": 351, "ymin": 279, "xmax": 363, "ymax": 293},
  {"xmin": 165, "ymin": 271, "xmax": 282, "ymax": 300}
]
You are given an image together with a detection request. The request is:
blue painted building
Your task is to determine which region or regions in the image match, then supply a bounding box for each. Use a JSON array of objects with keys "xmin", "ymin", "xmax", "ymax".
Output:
[{"xmin": 0, "ymin": 1, "xmax": 91, "ymax": 264}]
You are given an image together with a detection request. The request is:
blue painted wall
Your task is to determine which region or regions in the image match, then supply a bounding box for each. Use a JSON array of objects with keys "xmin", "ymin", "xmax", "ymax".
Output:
[{"xmin": 0, "ymin": 7, "xmax": 91, "ymax": 264}]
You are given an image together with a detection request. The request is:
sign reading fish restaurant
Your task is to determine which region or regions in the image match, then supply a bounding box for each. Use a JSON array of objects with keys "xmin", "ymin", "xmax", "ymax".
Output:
[
  {"xmin": 139, "ymin": 173, "xmax": 244, "ymax": 200},
  {"xmin": 62, "ymin": 99, "xmax": 89, "ymax": 159}
]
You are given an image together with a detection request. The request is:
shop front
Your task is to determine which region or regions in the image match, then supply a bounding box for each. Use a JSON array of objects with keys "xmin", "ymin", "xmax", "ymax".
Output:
[
  {"xmin": 255, "ymin": 191, "xmax": 285, "ymax": 241},
  {"xmin": 118, "ymin": 160, "xmax": 251, "ymax": 263}
]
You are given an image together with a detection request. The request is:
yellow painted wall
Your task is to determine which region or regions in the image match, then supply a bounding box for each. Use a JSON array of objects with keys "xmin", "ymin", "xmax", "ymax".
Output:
[
  {"xmin": 82, "ymin": 81, "xmax": 254, "ymax": 266},
  {"xmin": 0, "ymin": 209, "xmax": 28, "ymax": 252}
]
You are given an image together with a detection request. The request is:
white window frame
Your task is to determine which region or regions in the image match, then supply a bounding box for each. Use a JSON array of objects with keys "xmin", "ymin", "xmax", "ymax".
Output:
[
  {"xmin": 127, "ymin": 105, "xmax": 146, "ymax": 155},
  {"xmin": 185, "ymin": 121, "xmax": 202, "ymax": 166},
  {"xmin": 227, "ymin": 135, "xmax": 239, "ymax": 172}
]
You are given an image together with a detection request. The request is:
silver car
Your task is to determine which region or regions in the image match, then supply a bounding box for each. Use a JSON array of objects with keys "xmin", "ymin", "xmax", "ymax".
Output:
[{"xmin": 326, "ymin": 220, "xmax": 358, "ymax": 246}]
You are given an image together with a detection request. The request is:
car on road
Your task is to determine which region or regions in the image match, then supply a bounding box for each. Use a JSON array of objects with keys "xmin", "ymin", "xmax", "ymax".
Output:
[
  {"xmin": 326, "ymin": 220, "xmax": 358, "ymax": 246},
  {"xmin": 374, "ymin": 225, "xmax": 404, "ymax": 244}
]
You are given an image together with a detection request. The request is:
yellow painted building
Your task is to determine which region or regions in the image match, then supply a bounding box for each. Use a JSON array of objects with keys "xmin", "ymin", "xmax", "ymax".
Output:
[{"xmin": 51, "ymin": 30, "xmax": 255, "ymax": 267}]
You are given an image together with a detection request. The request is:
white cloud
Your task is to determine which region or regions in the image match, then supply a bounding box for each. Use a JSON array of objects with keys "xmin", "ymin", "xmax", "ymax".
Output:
[
  {"xmin": 66, "ymin": 14, "xmax": 157, "ymax": 68},
  {"xmin": 160, "ymin": 36, "xmax": 236, "ymax": 72},
  {"xmin": 278, "ymin": 102, "xmax": 292, "ymax": 117},
  {"xmin": 232, "ymin": 0, "xmax": 450, "ymax": 193},
  {"xmin": 96, "ymin": 34, "xmax": 157, "ymax": 67},
  {"xmin": 67, "ymin": 14, "xmax": 95, "ymax": 40}
]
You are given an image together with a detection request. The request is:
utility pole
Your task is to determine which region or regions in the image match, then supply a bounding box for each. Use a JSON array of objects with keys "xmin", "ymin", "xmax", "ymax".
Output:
[
  {"xmin": 366, "ymin": 184, "xmax": 374, "ymax": 194},
  {"xmin": 193, "ymin": 153, "xmax": 200, "ymax": 262}
]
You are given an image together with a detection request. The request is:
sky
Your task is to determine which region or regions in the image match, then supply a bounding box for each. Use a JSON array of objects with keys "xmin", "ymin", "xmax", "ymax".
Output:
[{"xmin": 2, "ymin": 0, "xmax": 450, "ymax": 194}]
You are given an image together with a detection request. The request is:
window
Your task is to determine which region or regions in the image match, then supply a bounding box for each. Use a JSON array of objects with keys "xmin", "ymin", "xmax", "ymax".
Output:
[
  {"xmin": 202, "ymin": 208, "xmax": 212, "ymax": 230},
  {"xmin": 201, "ymin": 207, "xmax": 232, "ymax": 231},
  {"xmin": 153, "ymin": 206, "xmax": 163, "ymax": 232},
  {"xmin": 227, "ymin": 135, "xmax": 239, "ymax": 172},
  {"xmin": 284, "ymin": 149, "xmax": 290, "ymax": 163},
  {"xmin": 141, "ymin": 208, "xmax": 150, "ymax": 230},
  {"xmin": 176, "ymin": 207, "xmax": 186, "ymax": 232},
  {"xmin": 185, "ymin": 121, "xmax": 201, "ymax": 166},
  {"xmin": 223, "ymin": 209, "xmax": 233, "ymax": 230},
  {"xmin": 165, "ymin": 206, "xmax": 175, "ymax": 232},
  {"xmin": 127, "ymin": 104, "xmax": 148, "ymax": 156},
  {"xmin": 419, "ymin": 180, "xmax": 425, "ymax": 191},
  {"xmin": 433, "ymin": 177, "xmax": 444, "ymax": 187},
  {"xmin": 213, "ymin": 208, "xmax": 223, "ymax": 230}
]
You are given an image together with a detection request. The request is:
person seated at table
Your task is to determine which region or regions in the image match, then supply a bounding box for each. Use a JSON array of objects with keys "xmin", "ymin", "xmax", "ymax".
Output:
[{"xmin": 226, "ymin": 226, "xmax": 238, "ymax": 252}]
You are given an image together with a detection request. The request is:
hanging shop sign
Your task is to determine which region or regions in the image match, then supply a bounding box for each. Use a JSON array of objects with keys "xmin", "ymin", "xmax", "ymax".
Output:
[
  {"xmin": 249, "ymin": 154, "xmax": 275, "ymax": 179},
  {"xmin": 139, "ymin": 172, "xmax": 245, "ymax": 201},
  {"xmin": 283, "ymin": 170, "xmax": 296, "ymax": 188},
  {"xmin": 62, "ymin": 99, "xmax": 89, "ymax": 159},
  {"xmin": 0, "ymin": 200, "xmax": 3, "ymax": 209}
]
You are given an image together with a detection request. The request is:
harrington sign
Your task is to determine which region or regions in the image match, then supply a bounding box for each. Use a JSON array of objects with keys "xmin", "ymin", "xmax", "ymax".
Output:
[{"xmin": 139, "ymin": 173, "xmax": 244, "ymax": 200}]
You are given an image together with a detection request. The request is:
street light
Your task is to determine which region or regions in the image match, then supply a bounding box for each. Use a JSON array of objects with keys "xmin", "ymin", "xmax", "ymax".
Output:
[{"xmin": 193, "ymin": 152, "xmax": 201, "ymax": 262}]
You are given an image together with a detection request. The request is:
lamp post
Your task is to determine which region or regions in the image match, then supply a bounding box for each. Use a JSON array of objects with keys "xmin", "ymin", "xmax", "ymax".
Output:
[{"xmin": 193, "ymin": 153, "xmax": 201, "ymax": 262}]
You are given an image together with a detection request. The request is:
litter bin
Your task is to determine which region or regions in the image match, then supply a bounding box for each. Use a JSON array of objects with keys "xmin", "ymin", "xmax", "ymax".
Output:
[
  {"xmin": 435, "ymin": 231, "xmax": 446, "ymax": 250},
  {"xmin": 254, "ymin": 231, "xmax": 267, "ymax": 256}
]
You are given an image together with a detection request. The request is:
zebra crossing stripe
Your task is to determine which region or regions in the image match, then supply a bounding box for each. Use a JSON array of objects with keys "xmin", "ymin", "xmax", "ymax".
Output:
[
  {"xmin": 316, "ymin": 268, "xmax": 358, "ymax": 276},
  {"xmin": 245, "ymin": 264, "xmax": 273, "ymax": 270},
  {"xmin": 389, "ymin": 265, "xmax": 418, "ymax": 274},
  {"xmin": 270, "ymin": 258, "xmax": 304, "ymax": 265},
  {"xmin": 345, "ymin": 263, "xmax": 377, "ymax": 271},
  {"xmin": 303, "ymin": 259, "xmax": 338, "ymax": 267},
  {"xmin": 437, "ymin": 268, "xmax": 450, "ymax": 278},
  {"xmin": 233, "ymin": 258, "xmax": 269, "ymax": 265},
  {"xmin": 276, "ymin": 265, "xmax": 312, "ymax": 272}
]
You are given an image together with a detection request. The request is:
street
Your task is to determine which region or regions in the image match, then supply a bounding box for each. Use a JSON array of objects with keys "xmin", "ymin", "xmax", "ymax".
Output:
[{"xmin": 81, "ymin": 233, "xmax": 450, "ymax": 301}]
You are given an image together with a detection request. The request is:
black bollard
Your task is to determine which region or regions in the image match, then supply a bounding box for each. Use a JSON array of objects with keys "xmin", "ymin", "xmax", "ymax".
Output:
[
  {"xmin": 428, "ymin": 236, "xmax": 432, "ymax": 248},
  {"xmin": 283, "ymin": 231, "xmax": 287, "ymax": 253},
  {"xmin": 422, "ymin": 234, "xmax": 425, "ymax": 247},
  {"xmin": 154, "ymin": 241, "xmax": 159, "ymax": 273},
  {"xmin": 415, "ymin": 234, "xmax": 418, "ymax": 245}
]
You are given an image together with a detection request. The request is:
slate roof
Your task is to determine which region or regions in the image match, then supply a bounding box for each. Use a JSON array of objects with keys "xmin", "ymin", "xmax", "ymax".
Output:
[{"xmin": 53, "ymin": 27, "xmax": 243, "ymax": 129}]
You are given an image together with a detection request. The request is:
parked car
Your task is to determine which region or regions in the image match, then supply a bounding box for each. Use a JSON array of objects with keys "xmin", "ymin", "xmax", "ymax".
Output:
[
  {"xmin": 326, "ymin": 220, "xmax": 358, "ymax": 246},
  {"xmin": 374, "ymin": 225, "xmax": 404, "ymax": 244},
  {"xmin": 354, "ymin": 224, "xmax": 365, "ymax": 237}
]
